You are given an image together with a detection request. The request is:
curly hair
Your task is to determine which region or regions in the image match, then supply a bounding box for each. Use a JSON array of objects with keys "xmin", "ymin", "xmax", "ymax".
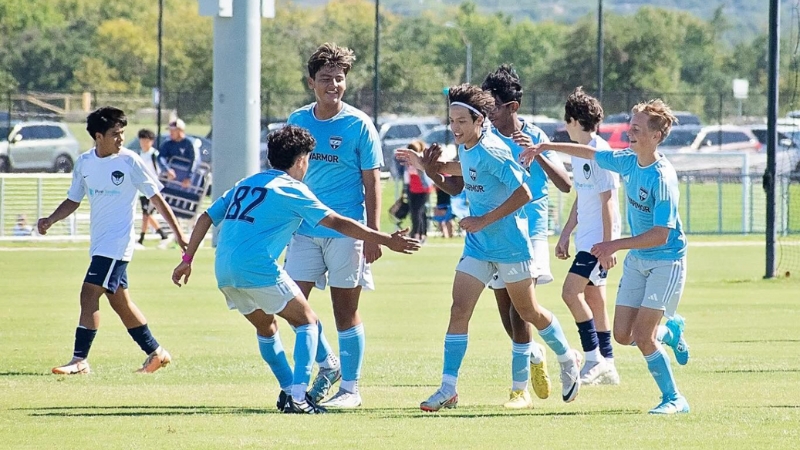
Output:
[
  {"xmin": 481, "ymin": 64, "xmax": 523, "ymax": 104},
  {"xmin": 267, "ymin": 125, "xmax": 317, "ymax": 171},
  {"xmin": 307, "ymin": 42, "xmax": 356, "ymax": 79},
  {"xmin": 631, "ymin": 99, "xmax": 677, "ymax": 144},
  {"xmin": 564, "ymin": 87, "xmax": 604, "ymax": 132},
  {"xmin": 448, "ymin": 84, "xmax": 495, "ymax": 121},
  {"xmin": 86, "ymin": 106, "xmax": 127, "ymax": 140}
]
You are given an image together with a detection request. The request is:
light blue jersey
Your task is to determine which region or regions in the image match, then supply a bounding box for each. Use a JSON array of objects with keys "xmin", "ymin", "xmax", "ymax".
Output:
[
  {"xmin": 287, "ymin": 103, "xmax": 382, "ymax": 238},
  {"xmin": 206, "ymin": 169, "xmax": 334, "ymax": 288},
  {"xmin": 459, "ymin": 132, "xmax": 533, "ymax": 264},
  {"xmin": 492, "ymin": 119, "xmax": 559, "ymax": 239},
  {"xmin": 595, "ymin": 150, "xmax": 687, "ymax": 260}
]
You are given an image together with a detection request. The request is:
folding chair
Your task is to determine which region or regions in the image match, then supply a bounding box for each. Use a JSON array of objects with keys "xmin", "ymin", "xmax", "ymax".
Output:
[{"xmin": 158, "ymin": 156, "xmax": 212, "ymax": 231}]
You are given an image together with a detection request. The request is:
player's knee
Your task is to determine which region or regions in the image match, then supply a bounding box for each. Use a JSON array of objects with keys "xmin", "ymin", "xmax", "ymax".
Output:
[{"xmin": 614, "ymin": 328, "xmax": 634, "ymax": 346}]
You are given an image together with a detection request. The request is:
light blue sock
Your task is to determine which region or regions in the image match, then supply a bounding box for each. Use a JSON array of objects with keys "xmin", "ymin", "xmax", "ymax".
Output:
[
  {"xmin": 644, "ymin": 346, "xmax": 679, "ymax": 400},
  {"xmin": 257, "ymin": 333, "xmax": 293, "ymax": 392},
  {"xmin": 656, "ymin": 325, "xmax": 674, "ymax": 346},
  {"xmin": 538, "ymin": 314, "xmax": 570, "ymax": 356},
  {"xmin": 512, "ymin": 342, "xmax": 531, "ymax": 390},
  {"xmin": 338, "ymin": 324, "xmax": 365, "ymax": 387},
  {"xmin": 315, "ymin": 320, "xmax": 338, "ymax": 368},
  {"xmin": 442, "ymin": 334, "xmax": 469, "ymax": 387},
  {"xmin": 291, "ymin": 324, "xmax": 319, "ymax": 400}
]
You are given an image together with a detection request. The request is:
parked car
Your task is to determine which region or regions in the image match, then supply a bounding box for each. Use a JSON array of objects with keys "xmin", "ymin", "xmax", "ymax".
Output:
[
  {"xmin": 379, "ymin": 117, "xmax": 441, "ymax": 177},
  {"xmin": 419, "ymin": 125, "xmax": 457, "ymax": 161},
  {"xmin": 667, "ymin": 125, "xmax": 761, "ymax": 154},
  {"xmin": 748, "ymin": 124, "xmax": 800, "ymax": 149},
  {"xmin": 659, "ymin": 125, "xmax": 703, "ymax": 153},
  {"xmin": 597, "ymin": 123, "xmax": 630, "ymax": 149},
  {"xmin": 0, "ymin": 121, "xmax": 80, "ymax": 173},
  {"xmin": 125, "ymin": 134, "xmax": 213, "ymax": 165},
  {"xmin": 672, "ymin": 111, "xmax": 702, "ymax": 126}
]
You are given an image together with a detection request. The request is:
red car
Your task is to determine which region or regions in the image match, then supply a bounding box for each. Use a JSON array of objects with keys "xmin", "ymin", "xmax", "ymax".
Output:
[{"xmin": 597, "ymin": 123, "xmax": 630, "ymax": 150}]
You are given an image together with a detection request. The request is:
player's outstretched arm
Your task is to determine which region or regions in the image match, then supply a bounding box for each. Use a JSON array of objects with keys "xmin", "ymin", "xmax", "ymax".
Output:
[
  {"xmin": 172, "ymin": 212, "xmax": 213, "ymax": 287},
  {"xmin": 361, "ymin": 168, "xmax": 383, "ymax": 264},
  {"xmin": 37, "ymin": 199, "xmax": 80, "ymax": 235},
  {"xmin": 320, "ymin": 213, "xmax": 420, "ymax": 254},
  {"xmin": 519, "ymin": 142, "xmax": 597, "ymax": 166},
  {"xmin": 150, "ymin": 193, "xmax": 189, "ymax": 250},
  {"xmin": 590, "ymin": 226, "xmax": 670, "ymax": 261},
  {"xmin": 460, "ymin": 184, "xmax": 533, "ymax": 233}
]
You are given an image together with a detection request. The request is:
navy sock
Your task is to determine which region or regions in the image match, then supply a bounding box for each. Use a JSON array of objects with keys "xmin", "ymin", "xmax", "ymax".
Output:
[
  {"xmin": 73, "ymin": 326, "xmax": 97, "ymax": 359},
  {"xmin": 127, "ymin": 324, "xmax": 160, "ymax": 355},
  {"xmin": 576, "ymin": 319, "xmax": 599, "ymax": 353},
  {"xmin": 597, "ymin": 330, "xmax": 614, "ymax": 359}
]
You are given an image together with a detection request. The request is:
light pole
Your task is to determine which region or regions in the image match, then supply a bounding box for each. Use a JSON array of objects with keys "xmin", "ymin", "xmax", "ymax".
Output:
[
  {"xmin": 373, "ymin": 0, "xmax": 379, "ymax": 126},
  {"xmin": 597, "ymin": 0, "xmax": 604, "ymax": 103},
  {"xmin": 445, "ymin": 23, "xmax": 472, "ymax": 84}
]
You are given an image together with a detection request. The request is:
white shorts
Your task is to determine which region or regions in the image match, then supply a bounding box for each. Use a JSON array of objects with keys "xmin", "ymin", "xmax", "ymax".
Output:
[
  {"xmin": 457, "ymin": 256, "xmax": 536, "ymax": 286},
  {"xmin": 615, "ymin": 253, "xmax": 686, "ymax": 318},
  {"xmin": 488, "ymin": 238, "xmax": 552, "ymax": 289},
  {"xmin": 284, "ymin": 234, "xmax": 375, "ymax": 291},
  {"xmin": 219, "ymin": 277, "xmax": 301, "ymax": 315}
]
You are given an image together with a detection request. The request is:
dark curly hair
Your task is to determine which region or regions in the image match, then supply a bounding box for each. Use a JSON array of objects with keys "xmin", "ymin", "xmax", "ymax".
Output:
[
  {"xmin": 267, "ymin": 125, "xmax": 317, "ymax": 171},
  {"xmin": 86, "ymin": 106, "xmax": 127, "ymax": 140},
  {"xmin": 481, "ymin": 64, "xmax": 523, "ymax": 104},
  {"xmin": 307, "ymin": 42, "xmax": 356, "ymax": 79},
  {"xmin": 448, "ymin": 83, "xmax": 495, "ymax": 121},
  {"xmin": 564, "ymin": 87, "xmax": 604, "ymax": 132}
]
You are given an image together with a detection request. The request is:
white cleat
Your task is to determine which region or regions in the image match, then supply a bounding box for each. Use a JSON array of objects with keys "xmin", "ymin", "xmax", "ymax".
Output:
[
  {"xmin": 559, "ymin": 349, "xmax": 582, "ymax": 402},
  {"xmin": 320, "ymin": 388, "xmax": 362, "ymax": 408},
  {"xmin": 579, "ymin": 358, "xmax": 610, "ymax": 386}
]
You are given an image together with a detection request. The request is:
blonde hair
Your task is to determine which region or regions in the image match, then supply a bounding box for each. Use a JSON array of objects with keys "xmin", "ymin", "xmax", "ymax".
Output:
[
  {"xmin": 631, "ymin": 99, "xmax": 677, "ymax": 144},
  {"xmin": 407, "ymin": 139, "xmax": 426, "ymax": 153}
]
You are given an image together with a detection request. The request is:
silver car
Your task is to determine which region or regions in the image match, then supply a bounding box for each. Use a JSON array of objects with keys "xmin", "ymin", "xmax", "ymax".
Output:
[{"xmin": 0, "ymin": 121, "xmax": 80, "ymax": 173}]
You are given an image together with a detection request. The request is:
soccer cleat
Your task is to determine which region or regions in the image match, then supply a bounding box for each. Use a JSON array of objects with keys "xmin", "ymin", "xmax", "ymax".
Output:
[
  {"xmin": 320, "ymin": 388, "xmax": 362, "ymax": 408},
  {"xmin": 157, "ymin": 235, "xmax": 173, "ymax": 250},
  {"xmin": 308, "ymin": 366, "xmax": 342, "ymax": 403},
  {"xmin": 52, "ymin": 358, "xmax": 91, "ymax": 375},
  {"xmin": 597, "ymin": 360, "xmax": 621, "ymax": 386},
  {"xmin": 420, "ymin": 387, "xmax": 458, "ymax": 412},
  {"xmin": 283, "ymin": 393, "xmax": 326, "ymax": 414},
  {"xmin": 648, "ymin": 395, "xmax": 690, "ymax": 415},
  {"xmin": 134, "ymin": 243, "xmax": 146, "ymax": 250},
  {"xmin": 503, "ymin": 389, "xmax": 533, "ymax": 409},
  {"xmin": 579, "ymin": 358, "xmax": 610, "ymax": 386},
  {"xmin": 530, "ymin": 343, "xmax": 551, "ymax": 399},
  {"xmin": 559, "ymin": 349, "xmax": 582, "ymax": 403},
  {"xmin": 136, "ymin": 346, "xmax": 171, "ymax": 374},
  {"xmin": 276, "ymin": 391, "xmax": 289, "ymax": 411},
  {"xmin": 665, "ymin": 315, "xmax": 690, "ymax": 366}
]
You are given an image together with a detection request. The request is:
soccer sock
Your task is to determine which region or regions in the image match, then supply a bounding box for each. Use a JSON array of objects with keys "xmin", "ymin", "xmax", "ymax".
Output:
[
  {"xmin": 538, "ymin": 314, "xmax": 570, "ymax": 357},
  {"xmin": 257, "ymin": 333, "xmax": 293, "ymax": 392},
  {"xmin": 338, "ymin": 324, "xmax": 365, "ymax": 393},
  {"xmin": 656, "ymin": 325, "xmax": 674, "ymax": 346},
  {"xmin": 127, "ymin": 324, "xmax": 160, "ymax": 355},
  {"xmin": 442, "ymin": 334, "xmax": 468, "ymax": 392},
  {"xmin": 512, "ymin": 342, "xmax": 530, "ymax": 391},
  {"xmin": 291, "ymin": 324, "xmax": 318, "ymax": 401},
  {"xmin": 597, "ymin": 330, "xmax": 614, "ymax": 359},
  {"xmin": 315, "ymin": 320, "xmax": 339, "ymax": 369},
  {"xmin": 138, "ymin": 232, "xmax": 145, "ymax": 244},
  {"xmin": 73, "ymin": 326, "xmax": 97, "ymax": 359},
  {"xmin": 157, "ymin": 228, "xmax": 168, "ymax": 239},
  {"xmin": 644, "ymin": 345, "xmax": 679, "ymax": 400},
  {"xmin": 576, "ymin": 319, "xmax": 600, "ymax": 361},
  {"xmin": 529, "ymin": 341, "xmax": 543, "ymax": 364}
]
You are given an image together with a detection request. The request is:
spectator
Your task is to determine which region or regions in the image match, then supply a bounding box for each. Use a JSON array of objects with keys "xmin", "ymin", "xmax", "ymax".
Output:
[
  {"xmin": 135, "ymin": 129, "xmax": 170, "ymax": 249},
  {"xmin": 432, "ymin": 187, "xmax": 455, "ymax": 238},
  {"xmin": 403, "ymin": 140, "xmax": 433, "ymax": 241},
  {"xmin": 13, "ymin": 214, "xmax": 33, "ymax": 236},
  {"xmin": 157, "ymin": 118, "xmax": 197, "ymax": 188}
]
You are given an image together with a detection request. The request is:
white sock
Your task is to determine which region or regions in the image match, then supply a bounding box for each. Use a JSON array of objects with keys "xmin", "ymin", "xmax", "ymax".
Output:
[
  {"xmin": 340, "ymin": 379, "xmax": 358, "ymax": 394},
  {"xmin": 529, "ymin": 342, "xmax": 542, "ymax": 364},
  {"xmin": 442, "ymin": 374, "xmax": 458, "ymax": 393},
  {"xmin": 605, "ymin": 357, "xmax": 615, "ymax": 366},
  {"xmin": 512, "ymin": 381, "xmax": 528, "ymax": 391},
  {"xmin": 585, "ymin": 348, "xmax": 602, "ymax": 362},
  {"xmin": 291, "ymin": 383, "xmax": 307, "ymax": 401},
  {"xmin": 556, "ymin": 351, "xmax": 574, "ymax": 363}
]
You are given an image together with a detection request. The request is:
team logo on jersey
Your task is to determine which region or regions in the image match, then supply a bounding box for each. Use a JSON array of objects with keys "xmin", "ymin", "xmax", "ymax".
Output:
[
  {"xmin": 329, "ymin": 136, "xmax": 343, "ymax": 150},
  {"xmin": 111, "ymin": 170, "xmax": 125, "ymax": 185},
  {"xmin": 583, "ymin": 163, "xmax": 592, "ymax": 179},
  {"xmin": 638, "ymin": 187, "xmax": 649, "ymax": 202},
  {"xmin": 469, "ymin": 168, "xmax": 477, "ymax": 181}
]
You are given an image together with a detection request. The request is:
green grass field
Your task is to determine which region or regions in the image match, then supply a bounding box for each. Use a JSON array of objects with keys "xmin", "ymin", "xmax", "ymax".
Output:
[{"xmin": 1, "ymin": 239, "xmax": 799, "ymax": 449}]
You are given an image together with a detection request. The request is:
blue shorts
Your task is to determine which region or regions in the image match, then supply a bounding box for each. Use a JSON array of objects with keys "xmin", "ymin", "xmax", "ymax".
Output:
[{"xmin": 84, "ymin": 256, "xmax": 129, "ymax": 293}]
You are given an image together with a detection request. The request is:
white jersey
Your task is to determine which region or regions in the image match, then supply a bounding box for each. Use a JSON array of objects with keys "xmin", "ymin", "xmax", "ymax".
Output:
[
  {"xmin": 140, "ymin": 148, "xmax": 160, "ymax": 179},
  {"xmin": 571, "ymin": 136, "xmax": 621, "ymax": 252},
  {"xmin": 67, "ymin": 148, "xmax": 163, "ymax": 261}
]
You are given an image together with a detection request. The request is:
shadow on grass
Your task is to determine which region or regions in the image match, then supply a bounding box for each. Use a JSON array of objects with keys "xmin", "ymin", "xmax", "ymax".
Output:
[
  {"xmin": 0, "ymin": 371, "xmax": 49, "ymax": 376},
  {"xmin": 323, "ymin": 407, "xmax": 641, "ymax": 419},
  {"xmin": 728, "ymin": 339, "xmax": 800, "ymax": 343},
  {"xmin": 712, "ymin": 369, "xmax": 800, "ymax": 374}
]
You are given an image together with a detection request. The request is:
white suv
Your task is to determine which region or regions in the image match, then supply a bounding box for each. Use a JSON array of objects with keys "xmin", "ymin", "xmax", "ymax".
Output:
[{"xmin": 0, "ymin": 121, "xmax": 80, "ymax": 173}]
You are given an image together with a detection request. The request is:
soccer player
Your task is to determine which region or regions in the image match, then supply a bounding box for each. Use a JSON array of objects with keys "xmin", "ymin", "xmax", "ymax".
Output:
[
  {"xmin": 405, "ymin": 84, "xmax": 575, "ymax": 412},
  {"xmin": 553, "ymin": 87, "xmax": 622, "ymax": 386},
  {"xmin": 520, "ymin": 99, "xmax": 691, "ymax": 414},
  {"xmin": 481, "ymin": 65, "xmax": 576, "ymax": 408},
  {"xmin": 283, "ymin": 43, "xmax": 384, "ymax": 408},
  {"xmin": 38, "ymin": 106, "xmax": 188, "ymax": 375},
  {"xmin": 171, "ymin": 125, "xmax": 419, "ymax": 414}
]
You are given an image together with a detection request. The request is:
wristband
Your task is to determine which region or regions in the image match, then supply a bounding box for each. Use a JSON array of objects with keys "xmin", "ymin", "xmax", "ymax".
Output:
[{"xmin": 182, "ymin": 253, "xmax": 194, "ymax": 264}]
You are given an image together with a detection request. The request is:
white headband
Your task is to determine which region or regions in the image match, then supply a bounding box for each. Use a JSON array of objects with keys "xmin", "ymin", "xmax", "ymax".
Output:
[{"xmin": 450, "ymin": 101, "xmax": 484, "ymax": 118}]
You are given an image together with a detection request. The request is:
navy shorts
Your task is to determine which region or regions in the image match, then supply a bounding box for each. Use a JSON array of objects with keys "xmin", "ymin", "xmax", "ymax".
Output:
[
  {"xmin": 568, "ymin": 251, "xmax": 608, "ymax": 287},
  {"xmin": 84, "ymin": 256, "xmax": 129, "ymax": 293},
  {"xmin": 139, "ymin": 196, "xmax": 155, "ymax": 215}
]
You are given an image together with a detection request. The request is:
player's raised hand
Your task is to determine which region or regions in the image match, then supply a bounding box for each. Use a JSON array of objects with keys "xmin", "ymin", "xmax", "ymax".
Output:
[
  {"xmin": 519, "ymin": 144, "xmax": 545, "ymax": 166},
  {"xmin": 555, "ymin": 234, "xmax": 571, "ymax": 260},
  {"xmin": 172, "ymin": 261, "xmax": 192, "ymax": 287},
  {"xmin": 37, "ymin": 217, "xmax": 52, "ymax": 235},
  {"xmin": 395, "ymin": 148, "xmax": 423, "ymax": 171},
  {"xmin": 422, "ymin": 143, "xmax": 444, "ymax": 176},
  {"xmin": 386, "ymin": 228, "xmax": 421, "ymax": 254}
]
